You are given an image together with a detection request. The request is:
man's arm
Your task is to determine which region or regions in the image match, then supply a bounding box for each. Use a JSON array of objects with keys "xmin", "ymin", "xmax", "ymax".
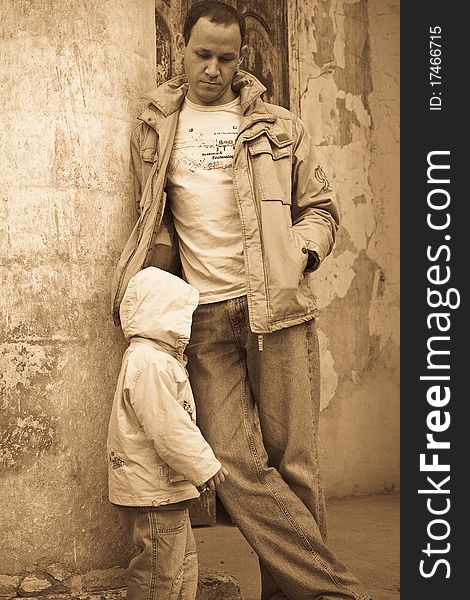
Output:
[
  {"xmin": 130, "ymin": 124, "xmax": 144, "ymax": 214},
  {"xmin": 130, "ymin": 108, "xmax": 162, "ymax": 215},
  {"xmin": 290, "ymin": 117, "xmax": 340, "ymax": 271}
]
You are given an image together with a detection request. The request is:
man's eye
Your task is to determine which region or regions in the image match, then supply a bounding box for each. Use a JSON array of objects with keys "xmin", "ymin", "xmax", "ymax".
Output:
[{"xmin": 197, "ymin": 53, "xmax": 210, "ymax": 59}]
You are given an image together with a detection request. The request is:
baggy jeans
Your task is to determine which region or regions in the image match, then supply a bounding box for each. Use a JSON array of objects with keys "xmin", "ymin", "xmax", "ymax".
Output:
[
  {"xmin": 186, "ymin": 295, "xmax": 370, "ymax": 600},
  {"xmin": 125, "ymin": 508, "xmax": 198, "ymax": 600}
]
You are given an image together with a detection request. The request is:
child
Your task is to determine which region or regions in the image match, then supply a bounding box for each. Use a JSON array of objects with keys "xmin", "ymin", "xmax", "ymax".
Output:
[{"xmin": 107, "ymin": 266, "xmax": 227, "ymax": 600}]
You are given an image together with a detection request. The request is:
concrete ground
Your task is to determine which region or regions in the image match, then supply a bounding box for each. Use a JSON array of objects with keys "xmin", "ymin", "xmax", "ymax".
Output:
[{"xmin": 194, "ymin": 492, "xmax": 400, "ymax": 600}]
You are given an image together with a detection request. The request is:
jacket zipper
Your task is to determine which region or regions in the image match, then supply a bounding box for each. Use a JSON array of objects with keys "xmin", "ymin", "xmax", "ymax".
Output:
[{"xmin": 237, "ymin": 146, "xmax": 273, "ymax": 332}]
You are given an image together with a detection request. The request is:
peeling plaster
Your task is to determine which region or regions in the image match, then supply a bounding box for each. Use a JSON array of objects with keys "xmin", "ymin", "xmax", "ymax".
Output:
[
  {"xmin": 312, "ymin": 0, "xmax": 335, "ymax": 68},
  {"xmin": 334, "ymin": 0, "xmax": 373, "ymax": 106},
  {"xmin": 0, "ymin": 341, "xmax": 61, "ymax": 471},
  {"xmin": 368, "ymin": 268, "xmax": 400, "ymax": 349},
  {"xmin": 311, "ymin": 249, "xmax": 356, "ymax": 308},
  {"xmin": 317, "ymin": 327, "xmax": 338, "ymax": 410},
  {"xmin": 344, "ymin": 91, "xmax": 371, "ymax": 128},
  {"xmin": 352, "ymin": 194, "xmax": 366, "ymax": 205},
  {"xmin": 0, "ymin": 339, "xmax": 59, "ymax": 389},
  {"xmin": 300, "ymin": 71, "xmax": 340, "ymax": 146},
  {"xmin": 298, "ymin": 0, "xmax": 373, "ymax": 155},
  {"xmin": 317, "ymin": 251, "xmax": 381, "ymax": 380},
  {"xmin": 331, "ymin": 0, "xmax": 368, "ymax": 70},
  {"xmin": 0, "ymin": 413, "xmax": 56, "ymax": 470},
  {"xmin": 336, "ymin": 97, "xmax": 359, "ymax": 146}
]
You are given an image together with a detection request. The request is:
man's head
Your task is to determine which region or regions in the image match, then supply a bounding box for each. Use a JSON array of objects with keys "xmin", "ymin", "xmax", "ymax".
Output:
[{"xmin": 177, "ymin": 1, "xmax": 247, "ymax": 106}]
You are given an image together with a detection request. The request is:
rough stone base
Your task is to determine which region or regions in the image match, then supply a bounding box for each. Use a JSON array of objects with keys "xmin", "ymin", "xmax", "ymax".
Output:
[
  {"xmin": 0, "ymin": 567, "xmax": 244, "ymax": 600},
  {"xmin": 196, "ymin": 568, "xmax": 244, "ymax": 600}
]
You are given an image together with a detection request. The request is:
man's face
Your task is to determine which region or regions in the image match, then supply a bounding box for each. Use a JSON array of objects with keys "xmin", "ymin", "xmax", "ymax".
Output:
[{"xmin": 178, "ymin": 17, "xmax": 247, "ymax": 106}]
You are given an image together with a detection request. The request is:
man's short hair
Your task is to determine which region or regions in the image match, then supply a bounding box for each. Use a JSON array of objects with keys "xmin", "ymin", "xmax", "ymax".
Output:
[{"xmin": 183, "ymin": 1, "xmax": 246, "ymax": 45}]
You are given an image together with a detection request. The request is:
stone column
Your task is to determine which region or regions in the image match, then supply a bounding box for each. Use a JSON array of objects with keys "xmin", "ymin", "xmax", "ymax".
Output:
[{"xmin": 0, "ymin": 0, "xmax": 155, "ymax": 595}]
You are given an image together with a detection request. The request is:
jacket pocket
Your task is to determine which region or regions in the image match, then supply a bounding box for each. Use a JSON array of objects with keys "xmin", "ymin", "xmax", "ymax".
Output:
[
  {"xmin": 140, "ymin": 146, "xmax": 158, "ymax": 202},
  {"xmin": 141, "ymin": 146, "xmax": 157, "ymax": 163},
  {"xmin": 247, "ymin": 134, "xmax": 292, "ymax": 205},
  {"xmin": 140, "ymin": 146, "xmax": 158, "ymax": 190},
  {"xmin": 156, "ymin": 458, "xmax": 188, "ymax": 484},
  {"xmin": 247, "ymin": 137, "xmax": 291, "ymax": 161},
  {"xmin": 168, "ymin": 467, "xmax": 188, "ymax": 483}
]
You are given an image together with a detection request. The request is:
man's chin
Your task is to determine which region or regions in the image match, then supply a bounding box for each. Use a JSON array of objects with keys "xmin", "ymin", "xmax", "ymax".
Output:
[
  {"xmin": 195, "ymin": 89, "xmax": 223, "ymax": 105},
  {"xmin": 199, "ymin": 85, "xmax": 220, "ymax": 96}
]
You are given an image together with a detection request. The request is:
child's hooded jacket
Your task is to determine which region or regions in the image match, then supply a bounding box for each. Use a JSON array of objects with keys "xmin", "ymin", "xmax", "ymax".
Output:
[{"xmin": 107, "ymin": 267, "xmax": 221, "ymax": 507}]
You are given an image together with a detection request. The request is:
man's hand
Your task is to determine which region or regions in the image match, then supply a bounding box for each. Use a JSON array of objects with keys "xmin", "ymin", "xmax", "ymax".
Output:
[{"xmin": 206, "ymin": 466, "xmax": 228, "ymax": 491}]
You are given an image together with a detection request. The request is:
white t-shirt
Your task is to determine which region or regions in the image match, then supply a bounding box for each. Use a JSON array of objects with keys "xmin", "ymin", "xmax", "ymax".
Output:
[{"xmin": 166, "ymin": 96, "xmax": 246, "ymax": 304}]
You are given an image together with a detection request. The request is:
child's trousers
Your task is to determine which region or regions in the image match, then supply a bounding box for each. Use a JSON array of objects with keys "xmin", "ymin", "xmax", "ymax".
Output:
[{"xmin": 125, "ymin": 507, "xmax": 198, "ymax": 600}]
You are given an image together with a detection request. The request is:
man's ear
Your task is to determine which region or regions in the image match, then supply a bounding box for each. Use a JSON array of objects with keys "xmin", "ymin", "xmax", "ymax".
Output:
[
  {"xmin": 176, "ymin": 33, "xmax": 185, "ymax": 54},
  {"xmin": 238, "ymin": 44, "xmax": 248, "ymax": 67}
]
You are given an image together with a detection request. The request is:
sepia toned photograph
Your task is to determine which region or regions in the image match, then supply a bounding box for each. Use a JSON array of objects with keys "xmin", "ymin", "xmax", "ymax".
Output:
[{"xmin": 1, "ymin": 1, "xmax": 400, "ymax": 599}]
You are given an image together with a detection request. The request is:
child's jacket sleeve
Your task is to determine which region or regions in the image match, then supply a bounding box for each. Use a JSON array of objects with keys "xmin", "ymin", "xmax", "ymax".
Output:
[{"xmin": 129, "ymin": 360, "xmax": 221, "ymax": 488}]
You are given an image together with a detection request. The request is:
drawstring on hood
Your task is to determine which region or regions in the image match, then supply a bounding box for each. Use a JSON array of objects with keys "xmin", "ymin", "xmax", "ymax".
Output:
[{"xmin": 119, "ymin": 267, "xmax": 199, "ymax": 355}]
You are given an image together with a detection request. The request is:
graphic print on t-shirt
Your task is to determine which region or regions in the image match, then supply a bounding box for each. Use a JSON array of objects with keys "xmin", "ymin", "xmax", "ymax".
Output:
[{"xmin": 168, "ymin": 123, "xmax": 239, "ymax": 176}]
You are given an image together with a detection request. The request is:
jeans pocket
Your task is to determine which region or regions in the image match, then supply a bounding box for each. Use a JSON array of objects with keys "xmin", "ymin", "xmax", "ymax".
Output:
[{"xmin": 155, "ymin": 508, "xmax": 187, "ymax": 533}]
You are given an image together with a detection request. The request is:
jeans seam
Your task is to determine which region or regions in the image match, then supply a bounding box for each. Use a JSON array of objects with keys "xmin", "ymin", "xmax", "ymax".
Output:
[
  {"xmin": 304, "ymin": 319, "xmax": 326, "ymax": 540},
  {"xmin": 148, "ymin": 511, "xmax": 158, "ymax": 600},
  {"xmin": 227, "ymin": 296, "xmax": 245, "ymax": 343},
  {"xmin": 175, "ymin": 511, "xmax": 188, "ymax": 600},
  {"xmin": 180, "ymin": 549, "xmax": 197, "ymax": 600},
  {"xmin": 169, "ymin": 569, "xmax": 184, "ymax": 600},
  {"xmin": 305, "ymin": 321, "xmax": 319, "ymax": 459}
]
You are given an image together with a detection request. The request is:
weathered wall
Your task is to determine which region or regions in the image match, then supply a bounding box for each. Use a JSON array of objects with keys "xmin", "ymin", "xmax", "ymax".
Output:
[
  {"xmin": 0, "ymin": 0, "xmax": 155, "ymax": 593},
  {"xmin": 288, "ymin": 0, "xmax": 399, "ymax": 497}
]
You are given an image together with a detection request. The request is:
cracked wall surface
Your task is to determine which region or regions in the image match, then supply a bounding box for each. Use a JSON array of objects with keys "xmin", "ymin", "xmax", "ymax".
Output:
[{"xmin": 289, "ymin": 0, "xmax": 400, "ymax": 496}]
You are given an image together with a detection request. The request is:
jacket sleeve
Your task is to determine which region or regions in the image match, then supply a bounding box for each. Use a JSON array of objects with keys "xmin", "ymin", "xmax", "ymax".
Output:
[
  {"xmin": 290, "ymin": 116, "xmax": 340, "ymax": 270},
  {"xmin": 129, "ymin": 361, "xmax": 222, "ymax": 488},
  {"xmin": 130, "ymin": 124, "xmax": 144, "ymax": 214}
]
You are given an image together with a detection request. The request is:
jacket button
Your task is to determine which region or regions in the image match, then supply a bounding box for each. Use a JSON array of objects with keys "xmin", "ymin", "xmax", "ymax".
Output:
[{"xmin": 301, "ymin": 247, "xmax": 308, "ymax": 254}]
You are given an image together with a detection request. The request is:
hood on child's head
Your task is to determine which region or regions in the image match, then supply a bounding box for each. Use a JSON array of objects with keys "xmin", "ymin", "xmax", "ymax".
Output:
[{"xmin": 119, "ymin": 267, "xmax": 199, "ymax": 348}]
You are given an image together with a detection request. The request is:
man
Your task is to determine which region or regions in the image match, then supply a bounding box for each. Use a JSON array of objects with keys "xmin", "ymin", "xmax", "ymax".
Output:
[{"xmin": 111, "ymin": 2, "xmax": 371, "ymax": 599}]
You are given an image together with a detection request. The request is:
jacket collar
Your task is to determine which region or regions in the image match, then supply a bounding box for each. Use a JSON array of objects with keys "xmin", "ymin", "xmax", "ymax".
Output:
[{"xmin": 138, "ymin": 70, "xmax": 271, "ymax": 126}]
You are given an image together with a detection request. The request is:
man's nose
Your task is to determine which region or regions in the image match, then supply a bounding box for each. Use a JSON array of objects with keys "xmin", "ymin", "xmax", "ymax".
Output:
[{"xmin": 204, "ymin": 58, "xmax": 219, "ymax": 78}]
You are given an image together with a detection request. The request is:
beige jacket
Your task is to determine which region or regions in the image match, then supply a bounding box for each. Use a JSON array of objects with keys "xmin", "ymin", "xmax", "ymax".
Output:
[
  {"xmin": 111, "ymin": 71, "xmax": 339, "ymax": 334},
  {"xmin": 107, "ymin": 267, "xmax": 221, "ymax": 507}
]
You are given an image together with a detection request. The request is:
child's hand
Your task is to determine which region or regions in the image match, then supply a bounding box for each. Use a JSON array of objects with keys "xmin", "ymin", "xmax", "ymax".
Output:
[{"xmin": 206, "ymin": 466, "xmax": 228, "ymax": 491}]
